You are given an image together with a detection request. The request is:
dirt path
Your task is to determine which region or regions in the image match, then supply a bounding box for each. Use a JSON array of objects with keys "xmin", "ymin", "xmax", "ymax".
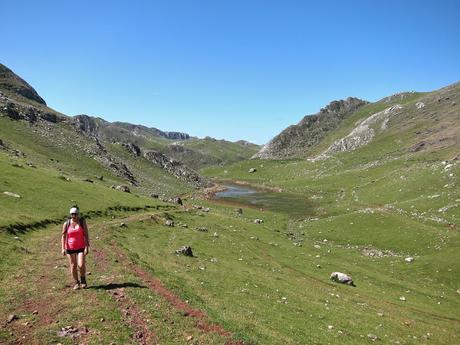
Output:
[{"xmin": 2, "ymin": 212, "xmax": 245, "ymax": 345}]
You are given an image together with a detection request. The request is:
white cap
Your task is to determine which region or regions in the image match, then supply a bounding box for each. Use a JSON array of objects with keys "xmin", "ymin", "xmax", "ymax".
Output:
[{"xmin": 69, "ymin": 207, "xmax": 79, "ymax": 214}]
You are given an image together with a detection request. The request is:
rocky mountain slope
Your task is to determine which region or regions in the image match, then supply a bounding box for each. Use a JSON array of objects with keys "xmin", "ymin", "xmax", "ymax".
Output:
[
  {"xmin": 254, "ymin": 97, "xmax": 368, "ymax": 159},
  {"xmin": 254, "ymin": 83, "xmax": 459, "ymax": 160},
  {"xmin": 0, "ymin": 63, "xmax": 258, "ymax": 196}
]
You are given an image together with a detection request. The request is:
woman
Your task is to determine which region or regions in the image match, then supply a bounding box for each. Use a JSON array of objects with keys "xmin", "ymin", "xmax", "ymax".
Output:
[{"xmin": 61, "ymin": 207, "xmax": 90, "ymax": 289}]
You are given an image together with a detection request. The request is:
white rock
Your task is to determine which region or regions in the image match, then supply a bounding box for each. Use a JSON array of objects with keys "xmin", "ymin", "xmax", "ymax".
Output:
[
  {"xmin": 405, "ymin": 257, "xmax": 414, "ymax": 263},
  {"xmin": 415, "ymin": 102, "xmax": 425, "ymax": 109},
  {"xmin": 3, "ymin": 191, "xmax": 21, "ymax": 198},
  {"xmin": 399, "ymin": 296, "xmax": 406, "ymax": 301}
]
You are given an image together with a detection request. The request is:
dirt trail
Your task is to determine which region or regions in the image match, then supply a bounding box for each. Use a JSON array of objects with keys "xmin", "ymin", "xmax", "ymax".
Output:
[
  {"xmin": 109, "ymin": 244, "xmax": 244, "ymax": 345},
  {"xmin": 2, "ymin": 213, "xmax": 245, "ymax": 344}
]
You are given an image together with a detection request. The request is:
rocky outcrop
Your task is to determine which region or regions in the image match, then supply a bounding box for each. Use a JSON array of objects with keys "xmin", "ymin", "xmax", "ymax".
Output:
[
  {"xmin": 316, "ymin": 104, "xmax": 403, "ymax": 158},
  {"xmin": 143, "ymin": 150, "xmax": 210, "ymax": 188},
  {"xmin": 253, "ymin": 97, "xmax": 368, "ymax": 159},
  {"xmin": 0, "ymin": 64, "xmax": 47, "ymax": 105},
  {"xmin": 72, "ymin": 115, "xmax": 106, "ymax": 137},
  {"xmin": 164, "ymin": 131, "xmax": 190, "ymax": 140},
  {"xmin": 122, "ymin": 142, "xmax": 141, "ymax": 157}
]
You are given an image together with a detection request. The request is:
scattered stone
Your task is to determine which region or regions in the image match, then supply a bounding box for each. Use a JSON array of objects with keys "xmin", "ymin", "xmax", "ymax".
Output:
[
  {"xmin": 6, "ymin": 314, "xmax": 18, "ymax": 323},
  {"xmin": 404, "ymin": 257, "xmax": 414, "ymax": 263},
  {"xmin": 115, "ymin": 185, "xmax": 130, "ymax": 193},
  {"xmin": 26, "ymin": 162, "xmax": 36, "ymax": 168},
  {"xmin": 415, "ymin": 101, "xmax": 425, "ymax": 109},
  {"xmin": 316, "ymin": 264, "xmax": 321, "ymax": 268},
  {"xmin": 254, "ymin": 219, "xmax": 263, "ymax": 224},
  {"xmin": 213, "ymin": 232, "xmax": 219, "ymax": 237},
  {"xmin": 57, "ymin": 326, "xmax": 88, "ymax": 338},
  {"xmin": 186, "ymin": 335, "xmax": 194, "ymax": 341},
  {"xmin": 3, "ymin": 191, "xmax": 21, "ymax": 198},
  {"xmin": 235, "ymin": 207, "xmax": 243, "ymax": 215},
  {"xmin": 330, "ymin": 272, "xmax": 355, "ymax": 286},
  {"xmin": 96, "ymin": 175, "xmax": 104, "ymax": 181},
  {"xmin": 100, "ymin": 317, "xmax": 105, "ymax": 322},
  {"xmin": 165, "ymin": 220, "xmax": 174, "ymax": 227},
  {"xmin": 196, "ymin": 226, "xmax": 208, "ymax": 232},
  {"xmin": 367, "ymin": 333, "xmax": 379, "ymax": 342},
  {"xmin": 150, "ymin": 193, "xmax": 159, "ymax": 198},
  {"xmin": 171, "ymin": 197, "xmax": 183, "ymax": 205},
  {"xmin": 32, "ymin": 310, "xmax": 38, "ymax": 315},
  {"xmin": 120, "ymin": 223, "xmax": 127, "ymax": 228},
  {"xmin": 175, "ymin": 246, "xmax": 193, "ymax": 257},
  {"xmin": 328, "ymin": 325, "xmax": 334, "ymax": 330},
  {"xmin": 377, "ymin": 312, "xmax": 384, "ymax": 317},
  {"xmin": 314, "ymin": 244, "xmax": 321, "ymax": 249},
  {"xmin": 399, "ymin": 296, "xmax": 406, "ymax": 301},
  {"xmin": 203, "ymin": 207, "xmax": 210, "ymax": 212},
  {"xmin": 248, "ymin": 168, "xmax": 257, "ymax": 173},
  {"xmin": 83, "ymin": 178, "xmax": 94, "ymax": 183}
]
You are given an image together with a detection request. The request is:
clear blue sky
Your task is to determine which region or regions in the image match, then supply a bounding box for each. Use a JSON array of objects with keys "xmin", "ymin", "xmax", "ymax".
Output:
[{"xmin": 2, "ymin": 0, "xmax": 459, "ymax": 144}]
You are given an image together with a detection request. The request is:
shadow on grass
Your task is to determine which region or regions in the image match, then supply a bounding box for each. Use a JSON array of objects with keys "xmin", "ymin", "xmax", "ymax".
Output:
[{"xmin": 88, "ymin": 282, "xmax": 147, "ymax": 290}]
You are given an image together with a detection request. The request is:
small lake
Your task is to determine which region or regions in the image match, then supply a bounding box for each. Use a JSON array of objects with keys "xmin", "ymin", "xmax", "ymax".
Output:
[{"xmin": 214, "ymin": 183, "xmax": 314, "ymax": 217}]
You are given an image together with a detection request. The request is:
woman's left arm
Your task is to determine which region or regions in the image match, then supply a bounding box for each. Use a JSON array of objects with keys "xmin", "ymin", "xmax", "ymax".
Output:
[{"xmin": 83, "ymin": 219, "xmax": 90, "ymax": 254}]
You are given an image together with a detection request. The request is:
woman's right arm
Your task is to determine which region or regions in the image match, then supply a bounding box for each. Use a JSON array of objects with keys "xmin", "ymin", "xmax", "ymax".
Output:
[{"xmin": 61, "ymin": 223, "xmax": 67, "ymax": 256}]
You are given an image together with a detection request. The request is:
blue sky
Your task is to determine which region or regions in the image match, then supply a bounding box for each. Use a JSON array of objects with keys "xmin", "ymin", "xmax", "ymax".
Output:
[{"xmin": 1, "ymin": 0, "xmax": 459, "ymax": 144}]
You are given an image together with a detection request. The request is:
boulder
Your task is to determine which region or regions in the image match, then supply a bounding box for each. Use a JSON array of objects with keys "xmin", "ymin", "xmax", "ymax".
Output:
[
  {"xmin": 330, "ymin": 272, "xmax": 355, "ymax": 286},
  {"xmin": 175, "ymin": 246, "xmax": 193, "ymax": 257},
  {"xmin": 248, "ymin": 168, "xmax": 257, "ymax": 173},
  {"xmin": 254, "ymin": 219, "xmax": 263, "ymax": 224},
  {"xmin": 115, "ymin": 185, "xmax": 130, "ymax": 193}
]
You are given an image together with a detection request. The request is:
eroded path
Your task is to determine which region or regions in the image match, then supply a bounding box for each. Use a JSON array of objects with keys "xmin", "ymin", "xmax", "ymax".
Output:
[{"xmin": 0, "ymin": 210, "xmax": 244, "ymax": 345}]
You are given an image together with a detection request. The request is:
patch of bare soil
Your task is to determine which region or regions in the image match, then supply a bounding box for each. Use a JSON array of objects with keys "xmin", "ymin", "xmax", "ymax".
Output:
[{"xmin": 111, "ymin": 246, "xmax": 245, "ymax": 344}]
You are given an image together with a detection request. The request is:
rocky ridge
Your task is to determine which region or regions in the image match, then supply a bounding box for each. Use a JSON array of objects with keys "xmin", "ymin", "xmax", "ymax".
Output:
[
  {"xmin": 253, "ymin": 97, "xmax": 368, "ymax": 159},
  {"xmin": 0, "ymin": 63, "xmax": 47, "ymax": 105}
]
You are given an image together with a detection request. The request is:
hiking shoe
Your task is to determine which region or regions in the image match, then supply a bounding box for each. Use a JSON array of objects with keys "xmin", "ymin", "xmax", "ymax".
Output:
[
  {"xmin": 80, "ymin": 277, "xmax": 87, "ymax": 289},
  {"xmin": 72, "ymin": 282, "xmax": 80, "ymax": 290}
]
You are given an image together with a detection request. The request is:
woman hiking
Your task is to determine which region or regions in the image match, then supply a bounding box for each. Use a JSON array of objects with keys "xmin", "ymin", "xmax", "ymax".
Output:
[{"xmin": 61, "ymin": 207, "xmax": 90, "ymax": 289}]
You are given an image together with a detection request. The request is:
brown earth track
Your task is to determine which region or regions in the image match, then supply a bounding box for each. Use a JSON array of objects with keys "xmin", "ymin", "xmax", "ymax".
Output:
[{"xmin": 110, "ymin": 245, "xmax": 246, "ymax": 345}]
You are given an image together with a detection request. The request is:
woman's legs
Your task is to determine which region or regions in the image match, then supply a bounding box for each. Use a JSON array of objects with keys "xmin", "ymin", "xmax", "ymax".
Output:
[
  {"xmin": 67, "ymin": 253, "xmax": 79, "ymax": 287},
  {"xmin": 77, "ymin": 252, "xmax": 87, "ymax": 287}
]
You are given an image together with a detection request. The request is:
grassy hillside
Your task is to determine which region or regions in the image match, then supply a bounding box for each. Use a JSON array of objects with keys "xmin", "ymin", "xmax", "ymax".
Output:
[{"xmin": 1, "ymin": 76, "xmax": 459, "ymax": 344}]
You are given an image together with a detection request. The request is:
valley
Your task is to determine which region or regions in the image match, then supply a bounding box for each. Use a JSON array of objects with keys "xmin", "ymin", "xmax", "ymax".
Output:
[{"xmin": 0, "ymin": 64, "xmax": 459, "ymax": 344}]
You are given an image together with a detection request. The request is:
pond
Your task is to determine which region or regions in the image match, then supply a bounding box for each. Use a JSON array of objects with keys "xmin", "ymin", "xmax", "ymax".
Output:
[{"xmin": 213, "ymin": 183, "xmax": 314, "ymax": 217}]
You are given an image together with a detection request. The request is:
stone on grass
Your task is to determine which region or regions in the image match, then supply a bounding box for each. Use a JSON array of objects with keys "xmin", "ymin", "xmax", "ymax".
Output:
[
  {"xmin": 7, "ymin": 314, "xmax": 18, "ymax": 323},
  {"xmin": 197, "ymin": 226, "xmax": 208, "ymax": 232},
  {"xmin": 165, "ymin": 220, "xmax": 174, "ymax": 227},
  {"xmin": 404, "ymin": 257, "xmax": 414, "ymax": 263},
  {"xmin": 254, "ymin": 219, "xmax": 263, "ymax": 224},
  {"xmin": 115, "ymin": 185, "xmax": 130, "ymax": 193},
  {"xmin": 367, "ymin": 333, "xmax": 379, "ymax": 342},
  {"xmin": 175, "ymin": 246, "xmax": 193, "ymax": 257},
  {"xmin": 330, "ymin": 272, "xmax": 355, "ymax": 286},
  {"xmin": 3, "ymin": 191, "xmax": 21, "ymax": 198},
  {"xmin": 235, "ymin": 208, "xmax": 243, "ymax": 215},
  {"xmin": 248, "ymin": 168, "xmax": 257, "ymax": 173}
]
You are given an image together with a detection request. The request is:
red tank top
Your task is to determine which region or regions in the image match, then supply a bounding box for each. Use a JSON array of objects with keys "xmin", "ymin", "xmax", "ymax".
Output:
[{"xmin": 66, "ymin": 221, "xmax": 86, "ymax": 250}]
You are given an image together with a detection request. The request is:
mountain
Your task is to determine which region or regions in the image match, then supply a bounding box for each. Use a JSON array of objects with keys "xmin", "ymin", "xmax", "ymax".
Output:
[
  {"xmin": 253, "ymin": 83, "xmax": 459, "ymax": 161},
  {"xmin": 0, "ymin": 63, "xmax": 258, "ymax": 196},
  {"xmin": 254, "ymin": 97, "xmax": 368, "ymax": 159},
  {"xmin": 0, "ymin": 63, "xmax": 47, "ymax": 105}
]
